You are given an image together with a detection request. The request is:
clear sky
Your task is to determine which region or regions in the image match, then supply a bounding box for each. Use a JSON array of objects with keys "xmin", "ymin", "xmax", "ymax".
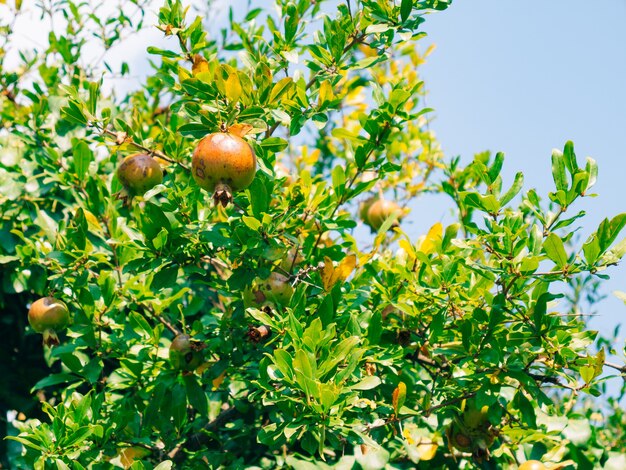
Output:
[{"xmin": 414, "ymin": 1, "xmax": 626, "ymax": 392}]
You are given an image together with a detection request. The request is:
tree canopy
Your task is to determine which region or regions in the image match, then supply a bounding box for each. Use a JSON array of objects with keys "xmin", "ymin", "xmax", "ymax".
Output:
[{"xmin": 1, "ymin": 0, "xmax": 625, "ymax": 468}]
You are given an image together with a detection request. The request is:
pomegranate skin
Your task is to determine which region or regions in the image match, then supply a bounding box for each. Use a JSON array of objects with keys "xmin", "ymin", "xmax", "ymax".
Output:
[
  {"xmin": 169, "ymin": 334, "xmax": 204, "ymax": 372},
  {"xmin": 28, "ymin": 297, "xmax": 70, "ymax": 346},
  {"xmin": 366, "ymin": 199, "xmax": 403, "ymax": 231},
  {"xmin": 192, "ymin": 133, "xmax": 257, "ymax": 195},
  {"xmin": 116, "ymin": 153, "xmax": 163, "ymax": 195}
]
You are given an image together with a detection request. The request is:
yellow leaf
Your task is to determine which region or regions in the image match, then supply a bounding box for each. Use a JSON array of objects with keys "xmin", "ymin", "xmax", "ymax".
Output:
[
  {"xmin": 398, "ymin": 238, "xmax": 416, "ymax": 261},
  {"xmin": 117, "ymin": 446, "xmax": 151, "ymax": 469},
  {"xmin": 318, "ymin": 80, "xmax": 335, "ymax": 106},
  {"xmin": 418, "ymin": 222, "xmax": 443, "ymax": 254},
  {"xmin": 82, "ymin": 209, "xmax": 102, "ymax": 232},
  {"xmin": 192, "ymin": 54, "xmax": 209, "ymax": 76},
  {"xmin": 392, "ymin": 381, "xmax": 406, "ymax": 415},
  {"xmin": 416, "ymin": 440, "xmax": 438, "ymax": 461},
  {"xmin": 332, "ymin": 254, "xmax": 356, "ymax": 285},
  {"xmin": 321, "ymin": 256, "xmax": 335, "ymax": 291},
  {"xmin": 594, "ymin": 348, "xmax": 605, "ymax": 376},
  {"xmin": 228, "ymin": 123, "xmax": 253, "ymax": 138},
  {"xmin": 212, "ymin": 369, "xmax": 227, "ymax": 390},
  {"xmin": 225, "ymin": 72, "xmax": 242, "ymax": 103},
  {"xmin": 178, "ymin": 66, "xmax": 191, "ymax": 82}
]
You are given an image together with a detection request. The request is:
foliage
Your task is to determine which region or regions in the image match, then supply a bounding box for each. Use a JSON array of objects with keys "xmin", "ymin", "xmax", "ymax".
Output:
[{"xmin": 1, "ymin": 0, "xmax": 625, "ymax": 468}]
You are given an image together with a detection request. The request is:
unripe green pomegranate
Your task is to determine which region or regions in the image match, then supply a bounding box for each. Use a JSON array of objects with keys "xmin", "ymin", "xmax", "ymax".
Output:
[
  {"xmin": 365, "ymin": 199, "xmax": 403, "ymax": 231},
  {"xmin": 28, "ymin": 297, "xmax": 70, "ymax": 346},
  {"xmin": 244, "ymin": 272, "xmax": 293, "ymax": 308},
  {"xmin": 169, "ymin": 334, "xmax": 204, "ymax": 372},
  {"xmin": 116, "ymin": 153, "xmax": 163, "ymax": 198},
  {"xmin": 192, "ymin": 132, "xmax": 256, "ymax": 206}
]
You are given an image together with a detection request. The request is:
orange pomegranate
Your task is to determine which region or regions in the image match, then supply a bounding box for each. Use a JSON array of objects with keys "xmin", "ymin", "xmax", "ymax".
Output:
[{"xmin": 192, "ymin": 132, "xmax": 257, "ymax": 206}]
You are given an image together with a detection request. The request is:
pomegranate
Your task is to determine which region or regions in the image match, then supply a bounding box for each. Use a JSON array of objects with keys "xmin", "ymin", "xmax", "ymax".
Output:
[
  {"xmin": 169, "ymin": 334, "xmax": 204, "ymax": 372},
  {"xmin": 358, "ymin": 196, "xmax": 377, "ymax": 224},
  {"xmin": 365, "ymin": 199, "xmax": 403, "ymax": 231},
  {"xmin": 116, "ymin": 153, "xmax": 163, "ymax": 201},
  {"xmin": 447, "ymin": 423, "xmax": 472, "ymax": 453},
  {"xmin": 247, "ymin": 325, "xmax": 272, "ymax": 343},
  {"xmin": 244, "ymin": 272, "xmax": 293, "ymax": 308},
  {"xmin": 192, "ymin": 132, "xmax": 256, "ymax": 206},
  {"xmin": 28, "ymin": 297, "xmax": 70, "ymax": 346}
]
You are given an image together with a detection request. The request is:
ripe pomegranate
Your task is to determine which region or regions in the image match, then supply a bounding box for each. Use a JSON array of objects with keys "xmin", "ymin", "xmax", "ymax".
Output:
[
  {"xmin": 116, "ymin": 153, "xmax": 163, "ymax": 201},
  {"xmin": 169, "ymin": 334, "xmax": 204, "ymax": 372},
  {"xmin": 192, "ymin": 132, "xmax": 257, "ymax": 206},
  {"xmin": 519, "ymin": 461, "xmax": 546, "ymax": 470},
  {"xmin": 244, "ymin": 272, "xmax": 293, "ymax": 308},
  {"xmin": 28, "ymin": 297, "xmax": 70, "ymax": 346},
  {"xmin": 365, "ymin": 199, "xmax": 403, "ymax": 231},
  {"xmin": 359, "ymin": 196, "xmax": 377, "ymax": 223}
]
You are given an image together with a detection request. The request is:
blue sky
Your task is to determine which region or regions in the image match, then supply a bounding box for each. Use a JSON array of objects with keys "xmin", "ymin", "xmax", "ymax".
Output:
[{"xmin": 413, "ymin": 0, "xmax": 626, "ymax": 387}]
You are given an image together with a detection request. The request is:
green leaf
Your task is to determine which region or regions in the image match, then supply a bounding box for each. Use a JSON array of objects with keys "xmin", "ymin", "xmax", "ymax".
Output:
[
  {"xmin": 183, "ymin": 374, "xmax": 209, "ymax": 416},
  {"xmin": 61, "ymin": 426, "xmax": 92, "ymax": 448},
  {"xmin": 499, "ymin": 172, "xmax": 523, "ymax": 206},
  {"xmin": 71, "ymin": 140, "xmax": 93, "ymax": 179},
  {"xmin": 563, "ymin": 140, "xmax": 578, "ymax": 173},
  {"xmin": 488, "ymin": 152, "xmax": 504, "ymax": 184},
  {"xmin": 87, "ymin": 81, "xmax": 100, "ymax": 116},
  {"xmin": 582, "ymin": 234, "xmax": 601, "ymax": 265},
  {"xmin": 147, "ymin": 46, "xmax": 181, "ymax": 58},
  {"xmin": 5, "ymin": 436, "xmax": 46, "ymax": 452},
  {"xmin": 154, "ymin": 462, "xmax": 174, "ymax": 470},
  {"xmin": 0, "ymin": 255, "xmax": 19, "ymax": 264},
  {"xmin": 269, "ymin": 77, "xmax": 293, "ymax": 104},
  {"xmin": 461, "ymin": 192, "xmax": 499, "ymax": 214},
  {"xmin": 273, "ymin": 349, "xmax": 294, "ymax": 381},
  {"xmin": 543, "ymin": 233, "xmax": 568, "ymax": 268},
  {"xmin": 331, "ymin": 165, "xmax": 346, "ymax": 196},
  {"xmin": 241, "ymin": 215, "xmax": 262, "ymax": 231},
  {"xmin": 31, "ymin": 373, "xmax": 80, "ymax": 391},
  {"xmin": 551, "ymin": 149, "xmax": 568, "ymax": 192},
  {"xmin": 61, "ymin": 100, "xmax": 88, "ymax": 126},
  {"xmin": 400, "ymin": 0, "xmax": 412, "ymax": 22},
  {"xmin": 178, "ymin": 122, "xmax": 212, "ymax": 138},
  {"xmin": 351, "ymin": 376, "xmax": 381, "ymax": 391},
  {"xmin": 367, "ymin": 311, "xmax": 382, "ymax": 345},
  {"xmin": 260, "ymin": 137, "xmax": 289, "ymax": 153},
  {"xmin": 584, "ymin": 157, "xmax": 598, "ymax": 192},
  {"xmin": 128, "ymin": 311, "xmax": 153, "ymax": 337}
]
